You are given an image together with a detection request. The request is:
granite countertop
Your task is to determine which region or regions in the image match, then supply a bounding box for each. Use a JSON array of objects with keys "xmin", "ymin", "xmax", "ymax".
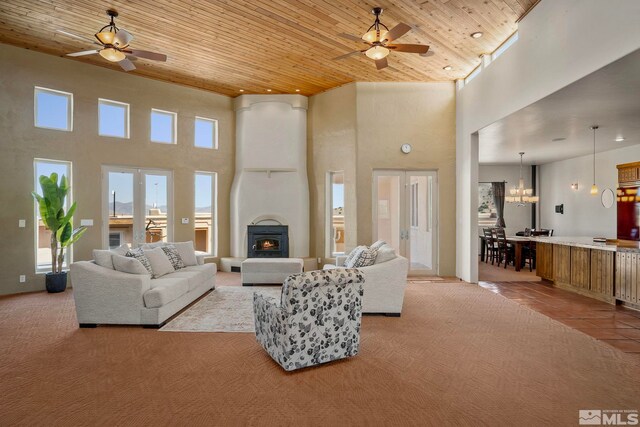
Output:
[
  {"xmin": 529, "ymin": 236, "xmax": 618, "ymax": 251},
  {"xmin": 529, "ymin": 236, "xmax": 640, "ymax": 252}
]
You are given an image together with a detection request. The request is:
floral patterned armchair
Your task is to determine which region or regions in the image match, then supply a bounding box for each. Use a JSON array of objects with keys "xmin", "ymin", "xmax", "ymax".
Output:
[{"xmin": 253, "ymin": 268, "xmax": 365, "ymax": 371}]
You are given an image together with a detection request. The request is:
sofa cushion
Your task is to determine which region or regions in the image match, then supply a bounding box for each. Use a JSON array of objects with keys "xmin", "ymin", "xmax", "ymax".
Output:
[
  {"xmin": 112, "ymin": 254, "xmax": 151, "ymax": 275},
  {"xmin": 143, "ymin": 247, "xmax": 175, "ymax": 279},
  {"xmin": 143, "ymin": 277, "xmax": 189, "ymax": 308},
  {"xmin": 167, "ymin": 264, "xmax": 215, "ymax": 291},
  {"xmin": 375, "ymin": 244, "xmax": 397, "ymax": 264},
  {"xmin": 162, "ymin": 245, "xmax": 186, "ymax": 270},
  {"xmin": 173, "ymin": 241, "xmax": 198, "ymax": 266},
  {"xmin": 345, "ymin": 245, "xmax": 377, "ymax": 268}
]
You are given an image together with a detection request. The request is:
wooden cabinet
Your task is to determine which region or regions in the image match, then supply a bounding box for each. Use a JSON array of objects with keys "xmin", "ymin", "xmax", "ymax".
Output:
[
  {"xmin": 571, "ymin": 247, "xmax": 591, "ymax": 290},
  {"xmin": 553, "ymin": 244, "xmax": 571, "ymax": 284},
  {"xmin": 616, "ymin": 251, "xmax": 640, "ymax": 304},
  {"xmin": 536, "ymin": 242, "xmax": 553, "ymax": 280},
  {"xmin": 590, "ymin": 249, "xmax": 614, "ymax": 298},
  {"xmin": 617, "ymin": 161, "xmax": 640, "ymax": 184}
]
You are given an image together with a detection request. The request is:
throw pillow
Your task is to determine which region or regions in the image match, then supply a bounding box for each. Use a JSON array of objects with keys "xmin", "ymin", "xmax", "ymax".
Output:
[
  {"xmin": 143, "ymin": 247, "xmax": 175, "ymax": 279},
  {"xmin": 161, "ymin": 245, "xmax": 186, "ymax": 270},
  {"xmin": 125, "ymin": 248, "xmax": 154, "ymax": 275},
  {"xmin": 374, "ymin": 244, "xmax": 397, "ymax": 264},
  {"xmin": 141, "ymin": 241, "xmax": 166, "ymax": 250},
  {"xmin": 93, "ymin": 249, "xmax": 115, "ymax": 269},
  {"xmin": 345, "ymin": 245, "xmax": 377, "ymax": 268},
  {"xmin": 342, "ymin": 246, "xmax": 364, "ymax": 267},
  {"xmin": 93, "ymin": 244, "xmax": 131, "ymax": 269},
  {"xmin": 172, "ymin": 241, "xmax": 198, "ymax": 266},
  {"xmin": 112, "ymin": 254, "xmax": 150, "ymax": 275},
  {"xmin": 370, "ymin": 240, "xmax": 387, "ymax": 251}
]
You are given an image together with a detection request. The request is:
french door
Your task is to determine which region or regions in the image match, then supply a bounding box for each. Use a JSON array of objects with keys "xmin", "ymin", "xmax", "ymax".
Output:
[
  {"xmin": 373, "ymin": 170, "xmax": 438, "ymax": 275},
  {"xmin": 102, "ymin": 166, "xmax": 173, "ymax": 249}
]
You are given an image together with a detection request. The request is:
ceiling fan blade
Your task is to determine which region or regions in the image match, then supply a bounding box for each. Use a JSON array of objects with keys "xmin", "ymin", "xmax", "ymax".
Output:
[
  {"xmin": 127, "ymin": 49, "xmax": 167, "ymax": 62},
  {"xmin": 66, "ymin": 49, "xmax": 100, "ymax": 57},
  {"xmin": 337, "ymin": 33, "xmax": 364, "ymax": 42},
  {"xmin": 114, "ymin": 29, "xmax": 134, "ymax": 48},
  {"xmin": 118, "ymin": 58, "xmax": 136, "ymax": 71},
  {"xmin": 375, "ymin": 57, "xmax": 388, "ymax": 70},
  {"xmin": 384, "ymin": 23, "xmax": 412, "ymax": 43},
  {"xmin": 388, "ymin": 44, "xmax": 430, "ymax": 54},
  {"xmin": 333, "ymin": 50, "xmax": 363, "ymax": 61}
]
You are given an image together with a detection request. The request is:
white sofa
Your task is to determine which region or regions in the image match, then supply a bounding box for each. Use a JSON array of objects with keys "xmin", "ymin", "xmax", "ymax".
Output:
[
  {"xmin": 70, "ymin": 257, "xmax": 215, "ymax": 328},
  {"xmin": 323, "ymin": 254, "xmax": 408, "ymax": 316}
]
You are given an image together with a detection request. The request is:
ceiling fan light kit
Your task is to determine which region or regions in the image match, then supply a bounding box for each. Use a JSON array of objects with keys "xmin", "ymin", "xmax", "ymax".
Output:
[
  {"xmin": 334, "ymin": 7, "xmax": 430, "ymax": 70},
  {"xmin": 62, "ymin": 9, "xmax": 167, "ymax": 72}
]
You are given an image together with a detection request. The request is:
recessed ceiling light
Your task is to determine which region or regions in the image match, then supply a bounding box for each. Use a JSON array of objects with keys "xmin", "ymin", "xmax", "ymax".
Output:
[
  {"xmin": 239, "ymin": 89, "xmax": 244, "ymax": 92},
  {"xmin": 295, "ymin": 89, "xmax": 300, "ymax": 92},
  {"xmin": 267, "ymin": 89, "xmax": 272, "ymax": 92},
  {"xmin": 616, "ymin": 137, "xmax": 626, "ymax": 142},
  {"xmin": 471, "ymin": 32, "xmax": 483, "ymax": 39},
  {"xmin": 552, "ymin": 137, "xmax": 566, "ymax": 142},
  {"xmin": 443, "ymin": 65, "xmax": 452, "ymax": 71}
]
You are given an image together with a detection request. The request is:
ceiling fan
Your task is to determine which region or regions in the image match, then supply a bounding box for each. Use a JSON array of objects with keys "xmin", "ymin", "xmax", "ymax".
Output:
[
  {"xmin": 60, "ymin": 9, "xmax": 167, "ymax": 71},
  {"xmin": 334, "ymin": 7, "xmax": 430, "ymax": 70}
]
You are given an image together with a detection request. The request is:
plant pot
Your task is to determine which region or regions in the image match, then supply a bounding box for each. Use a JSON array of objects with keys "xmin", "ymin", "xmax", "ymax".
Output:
[{"xmin": 45, "ymin": 272, "xmax": 67, "ymax": 293}]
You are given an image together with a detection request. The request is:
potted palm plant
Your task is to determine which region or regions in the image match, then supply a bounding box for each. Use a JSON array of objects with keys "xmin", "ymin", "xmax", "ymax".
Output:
[{"xmin": 32, "ymin": 173, "xmax": 87, "ymax": 293}]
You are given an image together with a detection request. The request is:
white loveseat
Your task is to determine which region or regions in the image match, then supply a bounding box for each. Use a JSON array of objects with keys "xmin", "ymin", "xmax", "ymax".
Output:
[
  {"xmin": 70, "ymin": 254, "xmax": 215, "ymax": 328},
  {"xmin": 323, "ymin": 251, "xmax": 408, "ymax": 316}
]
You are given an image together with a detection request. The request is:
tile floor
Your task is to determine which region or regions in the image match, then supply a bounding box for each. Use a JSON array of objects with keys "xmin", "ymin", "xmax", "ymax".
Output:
[{"xmin": 479, "ymin": 280, "xmax": 640, "ymax": 359}]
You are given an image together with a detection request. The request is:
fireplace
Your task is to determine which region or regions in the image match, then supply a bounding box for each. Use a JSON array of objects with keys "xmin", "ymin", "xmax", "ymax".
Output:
[{"xmin": 247, "ymin": 225, "xmax": 289, "ymax": 258}]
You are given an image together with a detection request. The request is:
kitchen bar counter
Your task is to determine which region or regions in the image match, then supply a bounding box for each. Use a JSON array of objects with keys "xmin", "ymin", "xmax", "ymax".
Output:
[
  {"xmin": 530, "ymin": 236, "xmax": 617, "ymax": 251},
  {"xmin": 534, "ymin": 237, "xmax": 639, "ymax": 309}
]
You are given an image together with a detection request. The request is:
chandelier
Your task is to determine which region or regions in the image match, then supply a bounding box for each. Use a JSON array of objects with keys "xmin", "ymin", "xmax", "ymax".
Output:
[{"xmin": 506, "ymin": 152, "xmax": 539, "ymax": 205}]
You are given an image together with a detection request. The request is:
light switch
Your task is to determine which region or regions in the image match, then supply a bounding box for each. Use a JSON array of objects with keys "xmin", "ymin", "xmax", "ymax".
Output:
[
  {"xmin": 18, "ymin": 219, "xmax": 26, "ymax": 228},
  {"xmin": 181, "ymin": 218, "xmax": 189, "ymax": 224},
  {"xmin": 80, "ymin": 219, "xmax": 93, "ymax": 226}
]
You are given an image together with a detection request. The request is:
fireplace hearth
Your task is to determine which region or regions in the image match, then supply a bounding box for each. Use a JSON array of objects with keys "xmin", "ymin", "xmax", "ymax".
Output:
[{"xmin": 247, "ymin": 225, "xmax": 289, "ymax": 258}]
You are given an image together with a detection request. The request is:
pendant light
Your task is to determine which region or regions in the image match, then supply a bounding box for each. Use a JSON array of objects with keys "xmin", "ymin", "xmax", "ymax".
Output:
[
  {"xmin": 590, "ymin": 125, "xmax": 599, "ymax": 195},
  {"xmin": 506, "ymin": 152, "xmax": 539, "ymax": 205}
]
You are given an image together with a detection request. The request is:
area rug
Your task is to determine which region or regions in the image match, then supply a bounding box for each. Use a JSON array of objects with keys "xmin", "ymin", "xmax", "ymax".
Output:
[{"xmin": 159, "ymin": 286, "xmax": 281, "ymax": 333}]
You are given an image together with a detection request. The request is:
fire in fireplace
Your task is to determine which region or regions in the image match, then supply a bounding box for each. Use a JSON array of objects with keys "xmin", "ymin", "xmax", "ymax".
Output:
[{"xmin": 247, "ymin": 225, "xmax": 289, "ymax": 258}]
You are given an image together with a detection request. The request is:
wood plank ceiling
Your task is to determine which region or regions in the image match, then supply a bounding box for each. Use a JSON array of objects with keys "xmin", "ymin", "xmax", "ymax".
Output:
[{"xmin": 0, "ymin": 0, "xmax": 539, "ymax": 97}]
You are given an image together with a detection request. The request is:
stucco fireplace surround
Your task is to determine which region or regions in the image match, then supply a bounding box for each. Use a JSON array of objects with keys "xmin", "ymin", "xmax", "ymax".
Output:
[{"xmin": 229, "ymin": 95, "xmax": 310, "ymax": 263}]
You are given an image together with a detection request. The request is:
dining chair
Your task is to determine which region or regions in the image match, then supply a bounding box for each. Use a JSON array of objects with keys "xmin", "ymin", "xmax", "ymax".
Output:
[
  {"xmin": 483, "ymin": 228, "xmax": 498, "ymax": 265},
  {"xmin": 495, "ymin": 228, "xmax": 514, "ymax": 269}
]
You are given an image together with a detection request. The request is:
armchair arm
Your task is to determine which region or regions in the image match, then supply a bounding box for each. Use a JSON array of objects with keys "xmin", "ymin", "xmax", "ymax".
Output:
[
  {"xmin": 70, "ymin": 261, "xmax": 151, "ymax": 324},
  {"xmin": 253, "ymin": 293, "xmax": 288, "ymax": 364}
]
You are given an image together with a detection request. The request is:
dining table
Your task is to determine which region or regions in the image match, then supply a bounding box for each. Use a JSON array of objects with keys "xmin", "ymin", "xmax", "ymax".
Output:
[{"xmin": 479, "ymin": 234, "xmax": 532, "ymax": 272}]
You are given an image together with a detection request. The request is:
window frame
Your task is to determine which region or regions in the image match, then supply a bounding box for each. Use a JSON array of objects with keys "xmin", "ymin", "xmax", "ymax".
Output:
[
  {"xmin": 464, "ymin": 65, "xmax": 482, "ymax": 84},
  {"xmin": 150, "ymin": 108, "xmax": 177, "ymax": 144},
  {"xmin": 34, "ymin": 158, "xmax": 73, "ymax": 273},
  {"xmin": 98, "ymin": 98, "xmax": 130, "ymax": 139},
  {"xmin": 410, "ymin": 182, "xmax": 419, "ymax": 228},
  {"xmin": 326, "ymin": 171, "xmax": 346, "ymax": 258},
  {"xmin": 194, "ymin": 116, "xmax": 219, "ymax": 149},
  {"xmin": 34, "ymin": 87, "xmax": 73, "ymax": 132},
  {"xmin": 491, "ymin": 31, "xmax": 519, "ymax": 61},
  {"xmin": 194, "ymin": 171, "xmax": 218, "ymax": 256}
]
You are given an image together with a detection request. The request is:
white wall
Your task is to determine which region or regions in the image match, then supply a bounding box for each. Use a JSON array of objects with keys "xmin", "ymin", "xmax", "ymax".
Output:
[
  {"xmin": 479, "ymin": 165, "xmax": 532, "ymax": 236},
  {"xmin": 456, "ymin": 0, "xmax": 640, "ymax": 282},
  {"xmin": 540, "ymin": 145, "xmax": 640, "ymax": 237}
]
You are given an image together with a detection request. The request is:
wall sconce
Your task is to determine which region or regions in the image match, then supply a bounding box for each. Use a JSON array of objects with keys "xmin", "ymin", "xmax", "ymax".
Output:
[{"xmin": 571, "ymin": 182, "xmax": 579, "ymax": 191}]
